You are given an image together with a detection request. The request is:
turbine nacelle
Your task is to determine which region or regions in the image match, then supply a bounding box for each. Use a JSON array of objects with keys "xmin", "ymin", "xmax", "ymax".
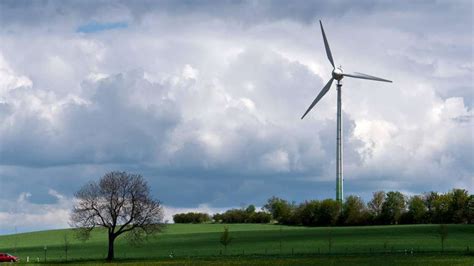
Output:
[{"xmin": 332, "ymin": 66, "xmax": 344, "ymax": 81}]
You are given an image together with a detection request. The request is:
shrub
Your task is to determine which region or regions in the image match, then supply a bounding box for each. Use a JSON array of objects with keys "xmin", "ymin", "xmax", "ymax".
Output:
[{"xmin": 173, "ymin": 212, "xmax": 211, "ymax": 223}]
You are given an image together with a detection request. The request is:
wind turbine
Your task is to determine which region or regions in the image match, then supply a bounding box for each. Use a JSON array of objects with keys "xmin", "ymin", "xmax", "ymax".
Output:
[{"xmin": 301, "ymin": 20, "xmax": 392, "ymax": 203}]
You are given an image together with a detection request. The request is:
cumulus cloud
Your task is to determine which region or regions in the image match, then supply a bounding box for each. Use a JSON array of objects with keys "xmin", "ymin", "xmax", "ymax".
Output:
[
  {"xmin": 0, "ymin": 190, "xmax": 72, "ymax": 234},
  {"xmin": 0, "ymin": 1, "xmax": 472, "ymax": 233}
]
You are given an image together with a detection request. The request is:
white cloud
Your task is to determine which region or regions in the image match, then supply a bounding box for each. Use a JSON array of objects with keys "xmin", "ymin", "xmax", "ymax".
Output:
[
  {"xmin": 260, "ymin": 149, "xmax": 290, "ymax": 173},
  {"xmin": 0, "ymin": 191, "xmax": 72, "ymax": 234},
  {"xmin": 182, "ymin": 64, "xmax": 199, "ymax": 80},
  {"xmin": 0, "ymin": 54, "xmax": 32, "ymax": 95}
]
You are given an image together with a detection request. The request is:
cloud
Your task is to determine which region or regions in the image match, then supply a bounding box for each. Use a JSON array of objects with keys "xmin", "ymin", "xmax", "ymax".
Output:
[
  {"xmin": 0, "ymin": 1, "xmax": 472, "ymax": 233},
  {"xmin": 76, "ymin": 21, "xmax": 128, "ymax": 33},
  {"xmin": 0, "ymin": 54, "xmax": 32, "ymax": 93},
  {"xmin": 0, "ymin": 190, "xmax": 72, "ymax": 235}
]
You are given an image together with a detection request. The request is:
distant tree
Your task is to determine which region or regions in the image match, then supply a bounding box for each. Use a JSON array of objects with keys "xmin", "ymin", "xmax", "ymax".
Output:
[
  {"xmin": 213, "ymin": 213, "xmax": 223, "ymax": 223},
  {"xmin": 71, "ymin": 171, "xmax": 164, "ymax": 261},
  {"xmin": 279, "ymin": 224, "xmax": 283, "ymax": 253},
  {"xmin": 286, "ymin": 210, "xmax": 302, "ymax": 225},
  {"xmin": 381, "ymin": 191, "xmax": 406, "ymax": 224},
  {"xmin": 326, "ymin": 228, "xmax": 333, "ymax": 253},
  {"xmin": 406, "ymin": 195, "xmax": 427, "ymax": 224},
  {"xmin": 297, "ymin": 200, "xmax": 320, "ymax": 226},
  {"xmin": 212, "ymin": 207, "xmax": 271, "ymax": 224},
  {"xmin": 432, "ymin": 194, "xmax": 450, "ymax": 223},
  {"xmin": 249, "ymin": 211, "xmax": 272, "ymax": 224},
  {"xmin": 342, "ymin": 195, "xmax": 367, "ymax": 225},
  {"xmin": 220, "ymin": 226, "xmax": 233, "ymax": 253},
  {"xmin": 219, "ymin": 209, "xmax": 248, "ymax": 223},
  {"xmin": 438, "ymin": 224, "xmax": 448, "ymax": 252},
  {"xmin": 245, "ymin": 205, "xmax": 256, "ymax": 214},
  {"xmin": 368, "ymin": 191, "xmax": 385, "ymax": 223},
  {"xmin": 63, "ymin": 233, "xmax": 70, "ymax": 262},
  {"xmin": 13, "ymin": 227, "xmax": 18, "ymax": 254},
  {"xmin": 447, "ymin": 189, "xmax": 469, "ymax": 223},
  {"xmin": 467, "ymin": 195, "xmax": 474, "ymax": 224},
  {"xmin": 318, "ymin": 199, "xmax": 341, "ymax": 226},
  {"xmin": 263, "ymin": 196, "xmax": 294, "ymax": 224},
  {"xmin": 423, "ymin": 191, "xmax": 439, "ymax": 223},
  {"xmin": 173, "ymin": 212, "xmax": 211, "ymax": 223}
]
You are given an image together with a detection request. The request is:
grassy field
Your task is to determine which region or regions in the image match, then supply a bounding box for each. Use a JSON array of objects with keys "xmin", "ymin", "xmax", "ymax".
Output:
[{"xmin": 0, "ymin": 224, "xmax": 473, "ymax": 265}]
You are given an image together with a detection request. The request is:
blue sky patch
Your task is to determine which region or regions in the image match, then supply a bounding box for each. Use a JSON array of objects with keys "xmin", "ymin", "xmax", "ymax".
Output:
[{"xmin": 76, "ymin": 21, "xmax": 128, "ymax": 33}]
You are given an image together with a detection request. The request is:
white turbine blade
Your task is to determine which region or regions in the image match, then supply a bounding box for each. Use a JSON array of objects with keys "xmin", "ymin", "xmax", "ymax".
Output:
[
  {"xmin": 343, "ymin": 72, "xmax": 392, "ymax": 83},
  {"xmin": 320, "ymin": 20, "xmax": 335, "ymax": 68},
  {"xmin": 354, "ymin": 72, "xmax": 393, "ymax": 82},
  {"xmin": 301, "ymin": 78, "xmax": 334, "ymax": 119}
]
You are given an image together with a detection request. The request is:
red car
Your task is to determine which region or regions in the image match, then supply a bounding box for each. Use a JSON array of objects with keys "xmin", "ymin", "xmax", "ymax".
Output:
[{"xmin": 0, "ymin": 253, "xmax": 18, "ymax": 262}]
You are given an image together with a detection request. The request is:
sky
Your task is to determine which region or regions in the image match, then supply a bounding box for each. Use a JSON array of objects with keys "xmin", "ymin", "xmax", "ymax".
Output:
[{"xmin": 0, "ymin": 0, "xmax": 472, "ymax": 234}]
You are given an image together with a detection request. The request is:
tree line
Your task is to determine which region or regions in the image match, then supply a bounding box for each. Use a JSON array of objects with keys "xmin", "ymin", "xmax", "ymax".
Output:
[
  {"xmin": 173, "ymin": 212, "xmax": 211, "ymax": 223},
  {"xmin": 174, "ymin": 189, "xmax": 473, "ymax": 226},
  {"xmin": 174, "ymin": 205, "xmax": 272, "ymax": 224}
]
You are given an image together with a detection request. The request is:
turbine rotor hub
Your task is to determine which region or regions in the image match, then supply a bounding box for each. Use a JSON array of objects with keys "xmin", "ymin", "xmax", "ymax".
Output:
[{"xmin": 332, "ymin": 66, "xmax": 344, "ymax": 81}]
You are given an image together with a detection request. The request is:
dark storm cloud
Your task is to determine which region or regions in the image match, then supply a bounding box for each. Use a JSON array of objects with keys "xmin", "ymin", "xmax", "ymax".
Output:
[
  {"xmin": 2, "ymin": 0, "xmax": 468, "ymax": 30},
  {"xmin": 0, "ymin": 0, "xmax": 364, "ymax": 26}
]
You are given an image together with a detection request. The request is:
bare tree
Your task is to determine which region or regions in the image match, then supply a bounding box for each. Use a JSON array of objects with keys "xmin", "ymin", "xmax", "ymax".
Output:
[{"xmin": 71, "ymin": 171, "xmax": 164, "ymax": 261}]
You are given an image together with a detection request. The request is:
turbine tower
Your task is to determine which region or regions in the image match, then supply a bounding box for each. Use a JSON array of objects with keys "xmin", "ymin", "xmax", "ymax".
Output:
[{"xmin": 301, "ymin": 20, "xmax": 392, "ymax": 203}]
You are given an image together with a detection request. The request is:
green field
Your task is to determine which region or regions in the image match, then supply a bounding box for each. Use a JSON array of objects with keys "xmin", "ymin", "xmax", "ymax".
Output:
[{"xmin": 0, "ymin": 224, "xmax": 473, "ymax": 265}]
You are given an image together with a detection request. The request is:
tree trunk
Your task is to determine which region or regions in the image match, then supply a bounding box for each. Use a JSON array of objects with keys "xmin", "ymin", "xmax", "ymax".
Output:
[{"xmin": 107, "ymin": 233, "xmax": 116, "ymax": 261}]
